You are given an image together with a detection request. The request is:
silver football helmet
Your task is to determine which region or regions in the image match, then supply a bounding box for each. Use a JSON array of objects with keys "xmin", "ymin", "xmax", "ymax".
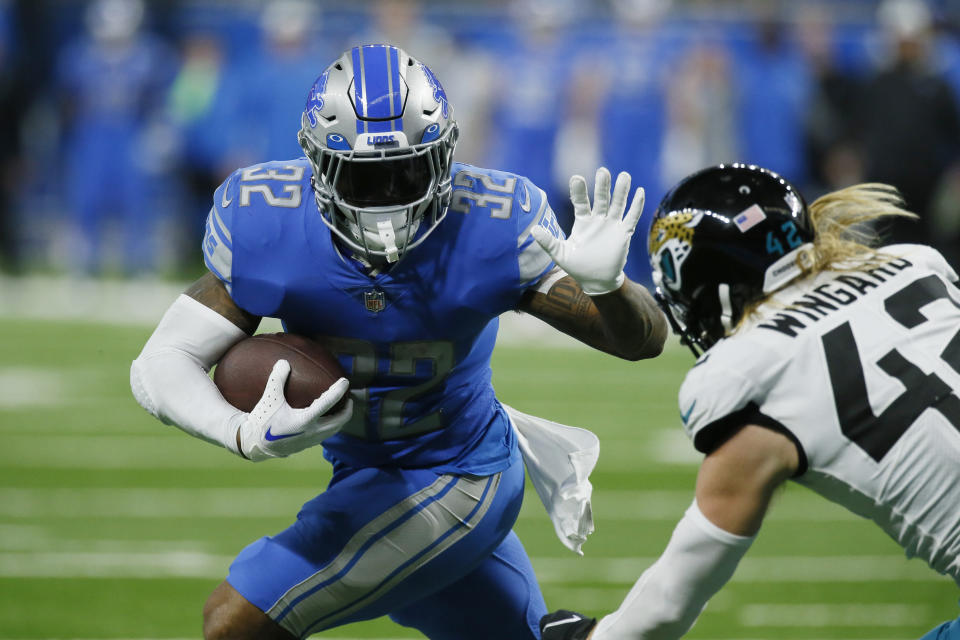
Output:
[{"xmin": 298, "ymin": 44, "xmax": 459, "ymax": 263}]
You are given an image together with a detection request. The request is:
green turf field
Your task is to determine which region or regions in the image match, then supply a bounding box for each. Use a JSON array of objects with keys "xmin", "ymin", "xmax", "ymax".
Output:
[{"xmin": 0, "ymin": 316, "xmax": 955, "ymax": 639}]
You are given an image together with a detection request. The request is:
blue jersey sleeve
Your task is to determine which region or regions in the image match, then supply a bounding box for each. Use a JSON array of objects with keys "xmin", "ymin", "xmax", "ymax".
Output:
[
  {"xmin": 202, "ymin": 170, "xmax": 240, "ymax": 292},
  {"xmin": 449, "ymin": 164, "xmax": 564, "ymax": 298},
  {"xmin": 514, "ymin": 176, "xmax": 564, "ymax": 289}
]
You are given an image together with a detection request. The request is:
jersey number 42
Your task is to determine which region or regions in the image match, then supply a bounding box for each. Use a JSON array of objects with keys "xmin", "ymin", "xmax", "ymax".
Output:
[{"xmin": 822, "ymin": 275, "xmax": 960, "ymax": 462}]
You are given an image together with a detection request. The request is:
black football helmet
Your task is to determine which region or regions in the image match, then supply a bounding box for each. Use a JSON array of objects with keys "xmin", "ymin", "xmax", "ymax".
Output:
[{"xmin": 648, "ymin": 164, "xmax": 814, "ymax": 356}]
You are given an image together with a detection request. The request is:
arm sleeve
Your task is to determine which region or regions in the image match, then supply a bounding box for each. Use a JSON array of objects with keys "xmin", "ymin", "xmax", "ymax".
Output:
[
  {"xmin": 592, "ymin": 500, "xmax": 754, "ymax": 640},
  {"xmin": 129, "ymin": 295, "xmax": 248, "ymax": 455}
]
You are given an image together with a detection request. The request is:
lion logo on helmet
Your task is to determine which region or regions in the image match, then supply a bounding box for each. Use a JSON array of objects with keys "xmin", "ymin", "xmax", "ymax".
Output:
[{"xmin": 305, "ymin": 70, "xmax": 330, "ymax": 128}]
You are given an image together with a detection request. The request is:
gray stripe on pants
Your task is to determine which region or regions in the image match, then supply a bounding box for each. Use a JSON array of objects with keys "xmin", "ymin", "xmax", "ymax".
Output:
[{"xmin": 270, "ymin": 472, "xmax": 501, "ymax": 636}]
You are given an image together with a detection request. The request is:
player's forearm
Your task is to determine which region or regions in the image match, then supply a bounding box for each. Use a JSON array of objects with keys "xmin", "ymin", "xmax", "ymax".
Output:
[
  {"xmin": 130, "ymin": 295, "xmax": 247, "ymax": 455},
  {"xmin": 592, "ymin": 501, "xmax": 753, "ymax": 640},
  {"xmin": 520, "ymin": 275, "xmax": 667, "ymax": 360},
  {"xmin": 590, "ymin": 279, "xmax": 668, "ymax": 361},
  {"xmin": 131, "ymin": 348, "xmax": 246, "ymax": 452}
]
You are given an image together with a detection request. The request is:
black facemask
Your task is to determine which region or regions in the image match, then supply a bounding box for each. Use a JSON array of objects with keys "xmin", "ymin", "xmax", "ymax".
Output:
[{"xmin": 335, "ymin": 155, "xmax": 432, "ymax": 207}]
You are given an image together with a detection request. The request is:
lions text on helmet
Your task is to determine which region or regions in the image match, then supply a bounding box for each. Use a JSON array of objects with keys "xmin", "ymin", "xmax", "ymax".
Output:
[{"xmin": 298, "ymin": 44, "xmax": 458, "ymax": 264}]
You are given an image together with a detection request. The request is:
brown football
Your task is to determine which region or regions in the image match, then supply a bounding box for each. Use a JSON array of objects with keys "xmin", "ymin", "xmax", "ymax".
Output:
[{"xmin": 213, "ymin": 333, "xmax": 347, "ymax": 412}]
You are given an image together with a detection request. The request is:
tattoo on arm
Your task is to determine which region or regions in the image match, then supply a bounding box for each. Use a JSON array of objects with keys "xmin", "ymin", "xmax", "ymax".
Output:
[
  {"xmin": 519, "ymin": 275, "xmax": 667, "ymax": 360},
  {"xmin": 185, "ymin": 273, "xmax": 261, "ymax": 335},
  {"xmin": 523, "ymin": 276, "xmax": 607, "ymax": 341},
  {"xmin": 533, "ymin": 277, "xmax": 601, "ymax": 327}
]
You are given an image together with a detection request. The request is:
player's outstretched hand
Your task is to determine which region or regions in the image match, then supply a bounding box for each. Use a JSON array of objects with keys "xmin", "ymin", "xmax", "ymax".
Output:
[
  {"xmin": 532, "ymin": 167, "xmax": 645, "ymax": 296},
  {"xmin": 237, "ymin": 360, "xmax": 352, "ymax": 461},
  {"xmin": 540, "ymin": 610, "xmax": 598, "ymax": 640}
]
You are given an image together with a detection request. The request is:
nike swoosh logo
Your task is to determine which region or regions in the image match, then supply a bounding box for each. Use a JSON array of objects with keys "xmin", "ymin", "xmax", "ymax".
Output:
[
  {"xmin": 264, "ymin": 426, "xmax": 302, "ymax": 441},
  {"xmin": 681, "ymin": 400, "xmax": 696, "ymax": 425},
  {"xmin": 518, "ymin": 182, "xmax": 531, "ymax": 212},
  {"xmin": 221, "ymin": 178, "xmax": 233, "ymax": 208},
  {"xmin": 542, "ymin": 615, "xmax": 582, "ymax": 631}
]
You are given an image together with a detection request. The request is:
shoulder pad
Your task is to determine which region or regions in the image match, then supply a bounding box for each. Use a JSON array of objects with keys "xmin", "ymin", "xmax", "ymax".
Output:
[
  {"xmin": 232, "ymin": 160, "xmax": 310, "ymax": 209},
  {"xmin": 449, "ymin": 164, "xmax": 526, "ymax": 220},
  {"xmin": 886, "ymin": 243, "xmax": 958, "ymax": 284},
  {"xmin": 678, "ymin": 339, "xmax": 762, "ymax": 450},
  {"xmin": 202, "ymin": 160, "xmax": 314, "ymax": 290}
]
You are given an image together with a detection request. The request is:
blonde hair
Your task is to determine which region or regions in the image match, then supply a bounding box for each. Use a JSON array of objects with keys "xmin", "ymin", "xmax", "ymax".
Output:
[
  {"xmin": 736, "ymin": 183, "xmax": 917, "ymax": 331},
  {"xmin": 794, "ymin": 182, "xmax": 917, "ymax": 275}
]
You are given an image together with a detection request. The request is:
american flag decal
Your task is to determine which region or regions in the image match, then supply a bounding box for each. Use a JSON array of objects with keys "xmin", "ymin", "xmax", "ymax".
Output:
[
  {"xmin": 733, "ymin": 204, "xmax": 767, "ymax": 232},
  {"xmin": 364, "ymin": 290, "xmax": 386, "ymax": 312}
]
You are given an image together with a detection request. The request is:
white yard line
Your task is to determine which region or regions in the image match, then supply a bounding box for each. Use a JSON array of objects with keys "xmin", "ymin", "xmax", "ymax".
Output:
[
  {"xmin": 0, "ymin": 368, "xmax": 71, "ymax": 408},
  {"xmin": 0, "ymin": 550, "xmax": 233, "ymax": 578},
  {"xmin": 740, "ymin": 603, "xmax": 932, "ymax": 627},
  {"xmin": 0, "ymin": 487, "xmax": 317, "ymax": 518},
  {"xmin": 0, "ymin": 487, "xmax": 856, "ymax": 523},
  {"xmin": 532, "ymin": 555, "xmax": 948, "ymax": 584},
  {"xmin": 0, "ymin": 429, "xmax": 702, "ymax": 470},
  {"xmin": 0, "ymin": 435, "xmax": 326, "ymax": 470},
  {"xmin": 0, "ymin": 447, "xmax": 700, "ymax": 472},
  {"xmin": 0, "ymin": 274, "xmax": 593, "ymax": 348},
  {"xmin": 0, "ymin": 275, "xmax": 186, "ymax": 327},
  {"xmin": 0, "ymin": 529, "xmax": 216, "ymax": 553},
  {"xmin": 0, "ymin": 550, "xmax": 945, "ymax": 584}
]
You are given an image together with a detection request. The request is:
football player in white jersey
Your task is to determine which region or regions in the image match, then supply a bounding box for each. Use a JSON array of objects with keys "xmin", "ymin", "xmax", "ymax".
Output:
[{"xmin": 540, "ymin": 163, "xmax": 960, "ymax": 640}]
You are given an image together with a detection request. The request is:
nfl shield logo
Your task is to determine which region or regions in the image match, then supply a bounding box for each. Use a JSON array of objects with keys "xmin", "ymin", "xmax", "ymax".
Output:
[{"xmin": 364, "ymin": 290, "xmax": 386, "ymax": 312}]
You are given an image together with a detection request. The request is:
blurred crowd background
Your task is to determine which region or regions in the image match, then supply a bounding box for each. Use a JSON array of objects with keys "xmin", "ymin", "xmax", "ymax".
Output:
[{"xmin": 2, "ymin": 0, "xmax": 960, "ymax": 285}]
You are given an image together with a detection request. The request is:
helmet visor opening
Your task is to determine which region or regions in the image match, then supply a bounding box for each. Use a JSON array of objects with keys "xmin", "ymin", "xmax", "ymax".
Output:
[{"xmin": 336, "ymin": 154, "xmax": 432, "ymax": 207}]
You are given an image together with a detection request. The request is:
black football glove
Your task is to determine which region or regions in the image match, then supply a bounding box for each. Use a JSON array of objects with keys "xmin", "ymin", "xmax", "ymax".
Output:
[{"xmin": 540, "ymin": 609, "xmax": 598, "ymax": 640}]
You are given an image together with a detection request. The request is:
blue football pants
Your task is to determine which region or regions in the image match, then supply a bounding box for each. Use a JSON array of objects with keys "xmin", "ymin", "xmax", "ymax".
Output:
[{"xmin": 226, "ymin": 454, "xmax": 546, "ymax": 638}]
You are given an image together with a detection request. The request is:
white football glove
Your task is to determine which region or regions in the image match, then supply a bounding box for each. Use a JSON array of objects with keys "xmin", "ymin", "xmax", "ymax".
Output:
[
  {"xmin": 532, "ymin": 167, "xmax": 645, "ymax": 296},
  {"xmin": 236, "ymin": 359, "xmax": 353, "ymax": 462}
]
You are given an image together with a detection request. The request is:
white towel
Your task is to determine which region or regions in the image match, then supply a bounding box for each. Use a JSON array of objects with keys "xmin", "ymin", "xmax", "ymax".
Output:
[{"xmin": 504, "ymin": 404, "xmax": 599, "ymax": 555}]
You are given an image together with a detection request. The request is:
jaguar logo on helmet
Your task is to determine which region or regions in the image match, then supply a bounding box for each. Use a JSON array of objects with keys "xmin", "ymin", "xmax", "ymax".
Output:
[
  {"xmin": 647, "ymin": 163, "xmax": 815, "ymax": 357},
  {"xmin": 650, "ymin": 211, "xmax": 701, "ymax": 290}
]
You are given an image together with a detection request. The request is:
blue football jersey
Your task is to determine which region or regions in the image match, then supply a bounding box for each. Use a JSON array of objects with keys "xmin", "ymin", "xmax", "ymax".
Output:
[{"xmin": 203, "ymin": 159, "xmax": 563, "ymax": 474}]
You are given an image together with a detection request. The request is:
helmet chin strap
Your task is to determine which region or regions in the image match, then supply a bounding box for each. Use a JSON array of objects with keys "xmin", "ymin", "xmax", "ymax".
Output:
[
  {"xmin": 346, "ymin": 211, "xmax": 421, "ymax": 264},
  {"xmin": 718, "ymin": 283, "xmax": 734, "ymax": 332},
  {"xmin": 376, "ymin": 219, "xmax": 399, "ymax": 263}
]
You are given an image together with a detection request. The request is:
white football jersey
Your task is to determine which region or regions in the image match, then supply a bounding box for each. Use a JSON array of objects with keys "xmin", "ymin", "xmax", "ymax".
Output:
[{"xmin": 678, "ymin": 244, "xmax": 960, "ymax": 584}]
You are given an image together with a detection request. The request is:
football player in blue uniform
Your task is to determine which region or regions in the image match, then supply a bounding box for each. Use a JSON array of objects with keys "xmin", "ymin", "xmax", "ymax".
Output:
[{"xmin": 131, "ymin": 44, "xmax": 667, "ymax": 640}]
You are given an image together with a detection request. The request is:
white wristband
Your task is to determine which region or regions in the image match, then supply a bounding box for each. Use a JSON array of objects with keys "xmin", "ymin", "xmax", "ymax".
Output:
[
  {"xmin": 130, "ymin": 295, "xmax": 249, "ymax": 455},
  {"xmin": 593, "ymin": 500, "xmax": 754, "ymax": 640}
]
